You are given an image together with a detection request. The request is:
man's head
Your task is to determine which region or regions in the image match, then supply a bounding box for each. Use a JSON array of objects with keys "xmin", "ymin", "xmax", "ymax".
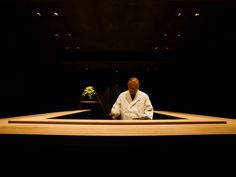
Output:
[{"xmin": 127, "ymin": 77, "xmax": 140, "ymax": 96}]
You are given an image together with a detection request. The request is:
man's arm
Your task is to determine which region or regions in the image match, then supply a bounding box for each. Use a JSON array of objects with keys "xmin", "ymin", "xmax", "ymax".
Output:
[
  {"xmin": 143, "ymin": 95, "xmax": 153, "ymax": 119},
  {"xmin": 109, "ymin": 95, "xmax": 121, "ymax": 119}
]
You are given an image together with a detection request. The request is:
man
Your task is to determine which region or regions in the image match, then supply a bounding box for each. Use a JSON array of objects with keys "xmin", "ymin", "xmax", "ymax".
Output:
[{"xmin": 109, "ymin": 77, "xmax": 153, "ymax": 120}]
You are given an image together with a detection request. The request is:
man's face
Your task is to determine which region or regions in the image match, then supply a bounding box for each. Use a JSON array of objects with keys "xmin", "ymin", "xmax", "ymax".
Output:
[{"xmin": 128, "ymin": 81, "xmax": 139, "ymax": 96}]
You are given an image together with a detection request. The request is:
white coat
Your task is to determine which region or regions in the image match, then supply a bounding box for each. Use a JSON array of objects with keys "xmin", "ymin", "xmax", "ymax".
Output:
[{"xmin": 111, "ymin": 90, "xmax": 153, "ymax": 120}]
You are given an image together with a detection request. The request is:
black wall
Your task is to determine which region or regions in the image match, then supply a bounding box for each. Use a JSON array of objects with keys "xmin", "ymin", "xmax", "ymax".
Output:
[
  {"xmin": 0, "ymin": 0, "xmax": 235, "ymax": 118},
  {"xmin": 0, "ymin": 51, "xmax": 235, "ymax": 119}
]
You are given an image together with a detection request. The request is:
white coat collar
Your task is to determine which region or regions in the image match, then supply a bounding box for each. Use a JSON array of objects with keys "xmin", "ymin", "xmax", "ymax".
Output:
[{"xmin": 125, "ymin": 90, "xmax": 141, "ymax": 106}]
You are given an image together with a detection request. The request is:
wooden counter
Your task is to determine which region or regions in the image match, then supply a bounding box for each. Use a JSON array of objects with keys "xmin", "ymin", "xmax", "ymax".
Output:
[
  {"xmin": 1, "ymin": 110, "xmax": 236, "ymax": 156},
  {"xmin": 0, "ymin": 110, "xmax": 235, "ymax": 136}
]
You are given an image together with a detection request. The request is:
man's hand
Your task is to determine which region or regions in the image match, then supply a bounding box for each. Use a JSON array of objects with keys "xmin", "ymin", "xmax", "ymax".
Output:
[
  {"xmin": 132, "ymin": 117, "xmax": 151, "ymax": 120},
  {"xmin": 109, "ymin": 112, "xmax": 119, "ymax": 119}
]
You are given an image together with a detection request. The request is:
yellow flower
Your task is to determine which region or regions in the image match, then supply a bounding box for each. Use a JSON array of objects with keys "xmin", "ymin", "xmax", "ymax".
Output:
[{"xmin": 82, "ymin": 86, "xmax": 97, "ymax": 97}]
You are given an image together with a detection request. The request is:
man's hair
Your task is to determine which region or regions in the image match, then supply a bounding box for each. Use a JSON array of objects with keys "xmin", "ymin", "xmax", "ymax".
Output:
[{"xmin": 127, "ymin": 77, "xmax": 140, "ymax": 85}]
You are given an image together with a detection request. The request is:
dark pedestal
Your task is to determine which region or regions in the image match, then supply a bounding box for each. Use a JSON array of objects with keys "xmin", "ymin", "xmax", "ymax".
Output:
[{"xmin": 79, "ymin": 101, "xmax": 104, "ymax": 119}]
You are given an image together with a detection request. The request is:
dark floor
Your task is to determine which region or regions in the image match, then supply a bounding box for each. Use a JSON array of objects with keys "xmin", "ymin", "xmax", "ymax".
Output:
[{"xmin": 50, "ymin": 112, "xmax": 185, "ymax": 120}]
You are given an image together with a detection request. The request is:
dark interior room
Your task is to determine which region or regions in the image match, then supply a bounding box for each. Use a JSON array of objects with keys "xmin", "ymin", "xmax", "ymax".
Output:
[
  {"xmin": 1, "ymin": 0, "xmax": 236, "ymax": 118},
  {"xmin": 0, "ymin": 0, "xmax": 236, "ymax": 164}
]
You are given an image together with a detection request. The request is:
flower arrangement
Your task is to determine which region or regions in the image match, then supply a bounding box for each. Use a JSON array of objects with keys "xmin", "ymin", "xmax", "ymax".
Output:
[{"xmin": 82, "ymin": 86, "xmax": 97, "ymax": 97}]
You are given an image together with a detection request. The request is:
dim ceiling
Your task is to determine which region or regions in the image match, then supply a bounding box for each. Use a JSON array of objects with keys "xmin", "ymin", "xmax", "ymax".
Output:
[{"xmin": 1, "ymin": 0, "xmax": 235, "ymax": 70}]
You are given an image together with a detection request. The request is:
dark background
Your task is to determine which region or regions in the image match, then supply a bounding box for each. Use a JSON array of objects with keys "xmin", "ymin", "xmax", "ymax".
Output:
[{"xmin": 0, "ymin": 0, "xmax": 235, "ymax": 118}]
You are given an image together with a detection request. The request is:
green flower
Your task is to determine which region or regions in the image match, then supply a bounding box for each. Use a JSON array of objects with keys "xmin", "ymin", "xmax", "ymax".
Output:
[{"xmin": 82, "ymin": 86, "xmax": 97, "ymax": 97}]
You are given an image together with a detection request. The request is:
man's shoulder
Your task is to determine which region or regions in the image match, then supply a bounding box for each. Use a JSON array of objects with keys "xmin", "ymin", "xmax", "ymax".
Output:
[
  {"xmin": 138, "ymin": 90, "xmax": 148, "ymax": 96},
  {"xmin": 119, "ymin": 90, "xmax": 128, "ymax": 96}
]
